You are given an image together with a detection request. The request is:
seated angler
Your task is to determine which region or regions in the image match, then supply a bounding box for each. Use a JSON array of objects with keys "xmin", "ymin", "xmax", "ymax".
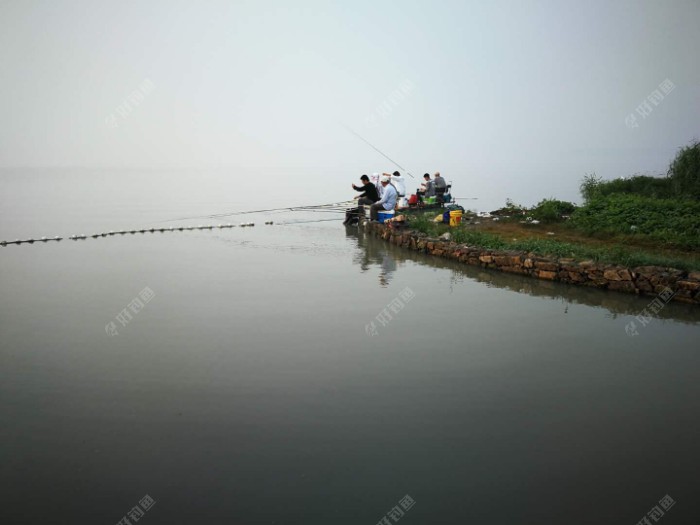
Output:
[
  {"xmin": 345, "ymin": 174, "xmax": 380, "ymax": 225},
  {"xmin": 370, "ymin": 175, "xmax": 398, "ymax": 221},
  {"xmin": 433, "ymin": 171, "xmax": 447, "ymax": 201},
  {"xmin": 419, "ymin": 173, "xmax": 435, "ymax": 199}
]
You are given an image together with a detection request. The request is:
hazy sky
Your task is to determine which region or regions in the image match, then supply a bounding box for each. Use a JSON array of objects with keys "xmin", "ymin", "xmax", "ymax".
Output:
[{"xmin": 1, "ymin": 0, "xmax": 698, "ymax": 207}]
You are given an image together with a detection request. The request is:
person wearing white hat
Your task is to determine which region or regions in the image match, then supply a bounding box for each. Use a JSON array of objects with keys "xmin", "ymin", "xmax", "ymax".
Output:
[{"xmin": 370, "ymin": 175, "xmax": 398, "ymax": 221}]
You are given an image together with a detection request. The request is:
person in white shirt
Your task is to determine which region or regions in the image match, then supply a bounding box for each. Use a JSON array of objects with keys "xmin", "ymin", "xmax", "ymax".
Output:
[{"xmin": 387, "ymin": 171, "xmax": 406, "ymax": 197}]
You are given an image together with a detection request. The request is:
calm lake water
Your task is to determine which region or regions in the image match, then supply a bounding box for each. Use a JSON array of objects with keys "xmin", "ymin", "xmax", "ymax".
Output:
[{"xmin": 1, "ymin": 169, "xmax": 699, "ymax": 524}]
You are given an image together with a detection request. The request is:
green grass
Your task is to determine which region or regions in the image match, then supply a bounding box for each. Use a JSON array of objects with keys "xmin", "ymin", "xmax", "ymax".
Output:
[
  {"xmin": 408, "ymin": 213, "xmax": 699, "ymax": 271},
  {"xmin": 570, "ymin": 194, "xmax": 700, "ymax": 250}
]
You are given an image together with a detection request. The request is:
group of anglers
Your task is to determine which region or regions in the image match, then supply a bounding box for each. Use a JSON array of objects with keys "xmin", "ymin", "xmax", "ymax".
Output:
[{"xmin": 343, "ymin": 171, "xmax": 447, "ymax": 225}]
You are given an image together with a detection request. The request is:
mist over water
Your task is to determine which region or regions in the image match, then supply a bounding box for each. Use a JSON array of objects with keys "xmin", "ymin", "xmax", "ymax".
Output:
[
  {"xmin": 1, "ymin": 170, "xmax": 699, "ymax": 524},
  {"xmin": 2, "ymin": 0, "xmax": 700, "ymax": 521}
]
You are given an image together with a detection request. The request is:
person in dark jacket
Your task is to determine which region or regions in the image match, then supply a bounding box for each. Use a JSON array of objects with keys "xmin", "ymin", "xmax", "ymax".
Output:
[
  {"xmin": 345, "ymin": 174, "xmax": 379, "ymax": 225},
  {"xmin": 352, "ymin": 174, "xmax": 379, "ymax": 205}
]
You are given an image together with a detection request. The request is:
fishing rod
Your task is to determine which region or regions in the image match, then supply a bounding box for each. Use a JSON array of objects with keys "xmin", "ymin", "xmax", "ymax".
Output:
[
  {"xmin": 282, "ymin": 207, "xmax": 344, "ymax": 213},
  {"xmin": 160, "ymin": 200, "xmax": 355, "ymax": 222},
  {"xmin": 341, "ymin": 123, "xmax": 415, "ymax": 179},
  {"xmin": 278, "ymin": 217, "xmax": 344, "ymax": 225}
]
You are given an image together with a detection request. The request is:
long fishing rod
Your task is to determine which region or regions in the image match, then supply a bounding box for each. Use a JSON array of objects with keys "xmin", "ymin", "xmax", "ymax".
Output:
[
  {"xmin": 341, "ymin": 123, "xmax": 415, "ymax": 179},
  {"xmin": 159, "ymin": 206, "xmax": 292, "ymax": 222},
  {"xmin": 279, "ymin": 217, "xmax": 344, "ymax": 225},
  {"xmin": 278, "ymin": 207, "xmax": 346, "ymax": 213},
  {"xmin": 160, "ymin": 200, "xmax": 355, "ymax": 222}
]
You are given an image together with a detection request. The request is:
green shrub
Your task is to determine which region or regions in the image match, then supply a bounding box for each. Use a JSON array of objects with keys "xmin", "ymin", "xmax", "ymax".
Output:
[
  {"xmin": 580, "ymin": 173, "xmax": 674, "ymax": 202},
  {"xmin": 530, "ymin": 198, "xmax": 576, "ymax": 223},
  {"xmin": 570, "ymin": 194, "xmax": 700, "ymax": 249},
  {"xmin": 579, "ymin": 140, "xmax": 700, "ymax": 203},
  {"xmin": 668, "ymin": 139, "xmax": 700, "ymax": 199},
  {"xmin": 580, "ymin": 173, "xmax": 603, "ymax": 203},
  {"xmin": 503, "ymin": 198, "xmax": 527, "ymax": 214}
]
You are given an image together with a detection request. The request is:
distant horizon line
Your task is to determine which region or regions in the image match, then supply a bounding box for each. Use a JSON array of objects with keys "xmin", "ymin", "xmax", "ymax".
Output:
[
  {"xmin": 0, "ymin": 164, "xmax": 471, "ymax": 172},
  {"xmin": 0, "ymin": 165, "xmax": 352, "ymax": 170}
]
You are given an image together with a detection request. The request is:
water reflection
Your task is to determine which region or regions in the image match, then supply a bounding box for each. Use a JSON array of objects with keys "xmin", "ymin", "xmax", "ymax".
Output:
[
  {"xmin": 345, "ymin": 226, "xmax": 700, "ymax": 324},
  {"xmin": 345, "ymin": 225, "xmax": 399, "ymax": 287}
]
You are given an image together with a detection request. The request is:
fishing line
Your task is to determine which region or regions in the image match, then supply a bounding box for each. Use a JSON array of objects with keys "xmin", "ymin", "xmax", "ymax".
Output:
[{"xmin": 277, "ymin": 217, "xmax": 344, "ymax": 225}]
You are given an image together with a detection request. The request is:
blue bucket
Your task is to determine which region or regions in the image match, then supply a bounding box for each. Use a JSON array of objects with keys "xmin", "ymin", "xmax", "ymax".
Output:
[{"xmin": 377, "ymin": 211, "xmax": 394, "ymax": 224}]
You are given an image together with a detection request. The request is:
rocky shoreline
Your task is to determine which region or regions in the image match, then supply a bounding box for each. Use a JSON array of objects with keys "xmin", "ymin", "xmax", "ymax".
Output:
[{"xmin": 367, "ymin": 222, "xmax": 700, "ymax": 305}]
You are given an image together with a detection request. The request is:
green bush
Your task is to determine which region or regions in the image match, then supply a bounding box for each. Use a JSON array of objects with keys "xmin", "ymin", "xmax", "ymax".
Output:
[
  {"xmin": 579, "ymin": 140, "xmax": 700, "ymax": 203},
  {"xmin": 668, "ymin": 139, "xmax": 700, "ymax": 199},
  {"xmin": 530, "ymin": 198, "xmax": 576, "ymax": 223},
  {"xmin": 580, "ymin": 173, "xmax": 603, "ymax": 203},
  {"xmin": 503, "ymin": 198, "xmax": 527, "ymax": 214},
  {"xmin": 580, "ymin": 173, "xmax": 674, "ymax": 202},
  {"xmin": 570, "ymin": 194, "xmax": 700, "ymax": 249}
]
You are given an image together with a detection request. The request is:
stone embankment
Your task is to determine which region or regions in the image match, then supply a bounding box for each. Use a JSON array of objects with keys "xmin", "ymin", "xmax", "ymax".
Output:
[{"xmin": 368, "ymin": 223, "xmax": 700, "ymax": 305}]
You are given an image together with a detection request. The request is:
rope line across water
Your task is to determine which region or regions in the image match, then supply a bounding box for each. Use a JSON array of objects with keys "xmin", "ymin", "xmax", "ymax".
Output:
[
  {"xmin": 0, "ymin": 200, "xmax": 360, "ymax": 247},
  {"xmin": 1, "ymin": 214, "xmax": 350, "ymax": 247},
  {"xmin": 0, "ymin": 222, "xmax": 273, "ymax": 247}
]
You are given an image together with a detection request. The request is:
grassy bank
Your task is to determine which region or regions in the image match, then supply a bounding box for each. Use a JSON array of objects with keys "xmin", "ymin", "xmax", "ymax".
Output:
[
  {"xmin": 569, "ymin": 194, "xmax": 700, "ymax": 250},
  {"xmin": 408, "ymin": 212, "xmax": 700, "ymax": 271},
  {"xmin": 406, "ymin": 139, "xmax": 700, "ymax": 270}
]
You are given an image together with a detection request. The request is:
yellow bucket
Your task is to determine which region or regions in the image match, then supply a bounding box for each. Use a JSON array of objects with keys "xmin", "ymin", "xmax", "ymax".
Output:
[{"xmin": 449, "ymin": 210, "xmax": 463, "ymax": 226}]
